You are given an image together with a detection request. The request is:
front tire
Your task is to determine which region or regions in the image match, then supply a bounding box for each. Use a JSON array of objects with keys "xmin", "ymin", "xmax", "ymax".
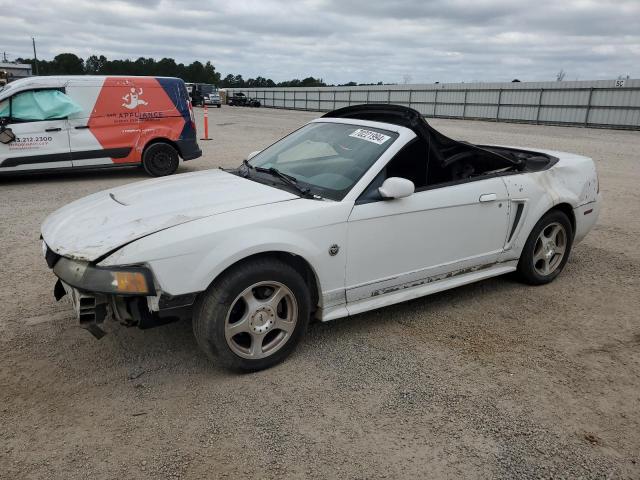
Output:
[
  {"xmin": 517, "ymin": 210, "xmax": 573, "ymax": 285},
  {"xmin": 193, "ymin": 258, "xmax": 311, "ymax": 371},
  {"xmin": 142, "ymin": 142, "xmax": 179, "ymax": 177}
]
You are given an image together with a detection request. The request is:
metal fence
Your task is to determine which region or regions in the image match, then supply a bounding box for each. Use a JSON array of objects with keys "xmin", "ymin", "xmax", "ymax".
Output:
[{"xmin": 226, "ymin": 79, "xmax": 640, "ymax": 130}]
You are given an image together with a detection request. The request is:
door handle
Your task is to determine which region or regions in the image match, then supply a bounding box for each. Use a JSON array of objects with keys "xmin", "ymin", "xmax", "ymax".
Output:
[
  {"xmin": 45, "ymin": 127, "xmax": 62, "ymax": 132},
  {"xmin": 74, "ymin": 125, "xmax": 90, "ymax": 130},
  {"xmin": 479, "ymin": 193, "xmax": 497, "ymax": 202}
]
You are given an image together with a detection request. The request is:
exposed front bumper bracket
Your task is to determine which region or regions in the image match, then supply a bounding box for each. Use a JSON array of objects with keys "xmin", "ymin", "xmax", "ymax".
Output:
[{"xmin": 55, "ymin": 280, "xmax": 109, "ymax": 339}]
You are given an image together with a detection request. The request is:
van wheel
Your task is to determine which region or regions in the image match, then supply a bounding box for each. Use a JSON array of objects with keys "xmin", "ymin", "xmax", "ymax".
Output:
[
  {"xmin": 193, "ymin": 258, "xmax": 310, "ymax": 371},
  {"xmin": 142, "ymin": 143, "xmax": 179, "ymax": 177}
]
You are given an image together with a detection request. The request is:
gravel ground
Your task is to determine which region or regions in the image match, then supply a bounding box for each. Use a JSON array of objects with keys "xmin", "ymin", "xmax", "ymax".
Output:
[{"xmin": 1, "ymin": 106, "xmax": 639, "ymax": 479}]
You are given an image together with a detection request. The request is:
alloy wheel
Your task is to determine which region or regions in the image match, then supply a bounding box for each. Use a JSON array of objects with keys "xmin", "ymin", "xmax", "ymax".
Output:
[
  {"xmin": 224, "ymin": 281, "xmax": 298, "ymax": 359},
  {"xmin": 532, "ymin": 222, "xmax": 567, "ymax": 276}
]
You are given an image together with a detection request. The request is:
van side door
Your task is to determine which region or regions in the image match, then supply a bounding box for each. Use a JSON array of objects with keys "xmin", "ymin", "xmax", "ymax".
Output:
[{"xmin": 0, "ymin": 89, "xmax": 72, "ymax": 173}]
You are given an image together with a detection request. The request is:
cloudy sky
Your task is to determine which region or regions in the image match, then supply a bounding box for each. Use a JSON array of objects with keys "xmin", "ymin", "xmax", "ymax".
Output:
[{"xmin": 0, "ymin": 0, "xmax": 638, "ymax": 84}]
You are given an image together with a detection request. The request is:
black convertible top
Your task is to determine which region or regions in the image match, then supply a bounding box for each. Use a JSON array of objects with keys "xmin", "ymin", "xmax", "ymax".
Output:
[{"xmin": 323, "ymin": 104, "xmax": 521, "ymax": 169}]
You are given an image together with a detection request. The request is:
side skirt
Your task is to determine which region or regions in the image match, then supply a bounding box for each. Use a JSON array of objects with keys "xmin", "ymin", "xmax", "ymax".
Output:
[
  {"xmin": 0, "ymin": 162, "xmax": 141, "ymax": 177},
  {"xmin": 319, "ymin": 261, "xmax": 517, "ymax": 322}
]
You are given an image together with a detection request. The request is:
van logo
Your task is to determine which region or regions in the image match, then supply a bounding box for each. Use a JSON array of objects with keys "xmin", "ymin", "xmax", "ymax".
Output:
[{"xmin": 122, "ymin": 88, "xmax": 149, "ymax": 110}]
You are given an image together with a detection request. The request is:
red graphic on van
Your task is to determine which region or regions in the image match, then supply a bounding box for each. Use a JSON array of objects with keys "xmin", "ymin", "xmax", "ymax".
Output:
[{"xmin": 88, "ymin": 77, "xmax": 185, "ymax": 164}]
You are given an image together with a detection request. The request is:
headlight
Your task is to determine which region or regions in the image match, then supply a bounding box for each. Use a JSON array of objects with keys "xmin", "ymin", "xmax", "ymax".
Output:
[{"xmin": 53, "ymin": 257, "xmax": 155, "ymax": 296}]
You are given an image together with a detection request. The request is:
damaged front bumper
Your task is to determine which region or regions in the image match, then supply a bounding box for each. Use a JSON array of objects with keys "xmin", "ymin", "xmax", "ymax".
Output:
[{"xmin": 45, "ymin": 245, "xmax": 196, "ymax": 338}]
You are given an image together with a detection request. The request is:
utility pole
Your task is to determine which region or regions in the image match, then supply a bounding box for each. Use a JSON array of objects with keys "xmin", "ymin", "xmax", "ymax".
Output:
[
  {"xmin": 2, "ymin": 52, "xmax": 7, "ymax": 62},
  {"xmin": 32, "ymin": 37, "xmax": 39, "ymax": 75}
]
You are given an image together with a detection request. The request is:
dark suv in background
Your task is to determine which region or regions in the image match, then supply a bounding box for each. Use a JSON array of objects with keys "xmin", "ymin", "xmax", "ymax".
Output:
[{"xmin": 229, "ymin": 92, "xmax": 261, "ymax": 107}]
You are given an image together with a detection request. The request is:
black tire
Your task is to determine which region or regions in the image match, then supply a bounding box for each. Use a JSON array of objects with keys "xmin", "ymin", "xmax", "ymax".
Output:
[
  {"xmin": 193, "ymin": 257, "xmax": 311, "ymax": 371},
  {"xmin": 142, "ymin": 142, "xmax": 179, "ymax": 177},
  {"xmin": 517, "ymin": 210, "xmax": 573, "ymax": 285},
  {"xmin": 217, "ymin": 104, "xmax": 221, "ymax": 108}
]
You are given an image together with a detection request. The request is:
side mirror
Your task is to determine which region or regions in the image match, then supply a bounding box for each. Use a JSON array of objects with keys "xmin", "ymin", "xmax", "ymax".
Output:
[
  {"xmin": 378, "ymin": 177, "xmax": 415, "ymax": 200},
  {"xmin": 246, "ymin": 150, "xmax": 261, "ymax": 160},
  {"xmin": 0, "ymin": 125, "xmax": 15, "ymax": 144}
]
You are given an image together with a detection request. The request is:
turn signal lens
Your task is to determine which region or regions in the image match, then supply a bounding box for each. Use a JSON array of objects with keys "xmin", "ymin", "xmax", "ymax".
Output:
[
  {"xmin": 53, "ymin": 258, "xmax": 155, "ymax": 296},
  {"xmin": 112, "ymin": 271, "xmax": 149, "ymax": 294}
]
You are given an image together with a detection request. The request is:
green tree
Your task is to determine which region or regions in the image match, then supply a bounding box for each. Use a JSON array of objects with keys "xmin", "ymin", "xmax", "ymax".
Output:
[
  {"xmin": 50, "ymin": 53, "xmax": 84, "ymax": 75},
  {"xmin": 203, "ymin": 61, "xmax": 221, "ymax": 85},
  {"xmin": 186, "ymin": 60, "xmax": 205, "ymax": 82},
  {"xmin": 134, "ymin": 57, "xmax": 157, "ymax": 76},
  {"xmin": 156, "ymin": 57, "xmax": 179, "ymax": 77},
  {"xmin": 85, "ymin": 55, "xmax": 107, "ymax": 74}
]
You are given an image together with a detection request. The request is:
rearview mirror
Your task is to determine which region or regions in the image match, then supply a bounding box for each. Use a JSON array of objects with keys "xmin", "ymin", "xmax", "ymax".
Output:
[
  {"xmin": 0, "ymin": 125, "xmax": 15, "ymax": 144},
  {"xmin": 246, "ymin": 150, "xmax": 261, "ymax": 160},
  {"xmin": 378, "ymin": 177, "xmax": 415, "ymax": 200}
]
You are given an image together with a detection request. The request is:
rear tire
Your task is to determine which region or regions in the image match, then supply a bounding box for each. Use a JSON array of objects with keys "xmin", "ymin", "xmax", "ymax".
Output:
[
  {"xmin": 517, "ymin": 210, "xmax": 573, "ymax": 285},
  {"xmin": 142, "ymin": 142, "xmax": 179, "ymax": 177},
  {"xmin": 193, "ymin": 258, "xmax": 311, "ymax": 371}
]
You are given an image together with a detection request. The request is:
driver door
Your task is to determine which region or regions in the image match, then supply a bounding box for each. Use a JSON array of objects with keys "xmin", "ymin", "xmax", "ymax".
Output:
[
  {"xmin": 345, "ymin": 176, "xmax": 510, "ymax": 303},
  {"xmin": 0, "ymin": 89, "xmax": 72, "ymax": 172}
]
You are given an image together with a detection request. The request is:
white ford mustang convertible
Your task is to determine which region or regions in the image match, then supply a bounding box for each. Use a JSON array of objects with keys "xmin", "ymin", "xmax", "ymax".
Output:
[{"xmin": 41, "ymin": 105, "xmax": 601, "ymax": 370}]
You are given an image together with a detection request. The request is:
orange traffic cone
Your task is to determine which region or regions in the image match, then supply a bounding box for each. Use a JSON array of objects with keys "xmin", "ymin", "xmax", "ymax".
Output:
[{"xmin": 201, "ymin": 103, "xmax": 211, "ymax": 141}]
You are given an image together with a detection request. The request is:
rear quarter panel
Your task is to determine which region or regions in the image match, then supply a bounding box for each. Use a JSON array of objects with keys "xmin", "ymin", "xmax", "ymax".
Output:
[{"xmin": 500, "ymin": 149, "xmax": 599, "ymax": 260}]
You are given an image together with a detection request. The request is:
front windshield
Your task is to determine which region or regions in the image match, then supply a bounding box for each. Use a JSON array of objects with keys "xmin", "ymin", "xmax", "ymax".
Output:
[{"xmin": 249, "ymin": 122, "xmax": 398, "ymax": 200}]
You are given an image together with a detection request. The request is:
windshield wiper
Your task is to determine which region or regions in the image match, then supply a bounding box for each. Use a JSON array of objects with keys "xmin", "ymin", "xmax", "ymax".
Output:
[
  {"xmin": 236, "ymin": 159, "xmax": 254, "ymax": 177},
  {"xmin": 254, "ymin": 166, "xmax": 317, "ymax": 199}
]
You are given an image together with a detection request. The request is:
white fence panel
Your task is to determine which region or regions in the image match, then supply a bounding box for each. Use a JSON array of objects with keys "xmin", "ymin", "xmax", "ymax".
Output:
[{"xmin": 227, "ymin": 80, "xmax": 640, "ymax": 129}]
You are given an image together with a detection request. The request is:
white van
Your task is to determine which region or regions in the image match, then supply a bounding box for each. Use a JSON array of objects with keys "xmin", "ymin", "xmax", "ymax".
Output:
[{"xmin": 0, "ymin": 76, "xmax": 201, "ymax": 176}]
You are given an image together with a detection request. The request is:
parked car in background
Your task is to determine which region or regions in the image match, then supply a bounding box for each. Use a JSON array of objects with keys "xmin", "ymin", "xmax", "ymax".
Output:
[
  {"xmin": 41, "ymin": 104, "xmax": 600, "ymax": 371},
  {"xmin": 229, "ymin": 93, "xmax": 261, "ymax": 107},
  {"xmin": 0, "ymin": 75, "xmax": 201, "ymax": 176},
  {"xmin": 204, "ymin": 91, "xmax": 221, "ymax": 107},
  {"xmin": 187, "ymin": 83, "xmax": 218, "ymax": 106},
  {"xmin": 228, "ymin": 92, "xmax": 248, "ymax": 106}
]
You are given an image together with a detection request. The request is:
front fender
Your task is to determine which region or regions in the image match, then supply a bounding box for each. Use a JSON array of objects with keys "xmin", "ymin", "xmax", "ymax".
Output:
[
  {"xmin": 180, "ymin": 228, "xmax": 331, "ymax": 295},
  {"xmin": 99, "ymin": 200, "xmax": 351, "ymax": 301}
]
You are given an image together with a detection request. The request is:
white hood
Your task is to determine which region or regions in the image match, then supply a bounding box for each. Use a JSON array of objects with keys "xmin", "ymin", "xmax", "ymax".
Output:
[{"xmin": 41, "ymin": 169, "xmax": 298, "ymax": 261}]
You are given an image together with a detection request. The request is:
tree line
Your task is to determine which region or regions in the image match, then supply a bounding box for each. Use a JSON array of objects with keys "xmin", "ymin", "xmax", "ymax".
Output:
[
  {"xmin": 14, "ymin": 53, "xmax": 385, "ymax": 88},
  {"xmin": 16, "ymin": 53, "xmax": 221, "ymax": 85}
]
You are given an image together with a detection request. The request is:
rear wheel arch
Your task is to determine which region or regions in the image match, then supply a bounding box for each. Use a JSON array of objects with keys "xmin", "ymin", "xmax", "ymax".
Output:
[
  {"xmin": 518, "ymin": 202, "xmax": 576, "ymax": 248},
  {"xmin": 551, "ymin": 203, "xmax": 576, "ymax": 237},
  {"xmin": 142, "ymin": 137, "xmax": 182, "ymax": 159}
]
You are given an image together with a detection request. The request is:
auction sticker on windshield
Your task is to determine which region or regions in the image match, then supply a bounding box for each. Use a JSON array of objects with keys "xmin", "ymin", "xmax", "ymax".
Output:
[{"xmin": 349, "ymin": 128, "xmax": 391, "ymax": 145}]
